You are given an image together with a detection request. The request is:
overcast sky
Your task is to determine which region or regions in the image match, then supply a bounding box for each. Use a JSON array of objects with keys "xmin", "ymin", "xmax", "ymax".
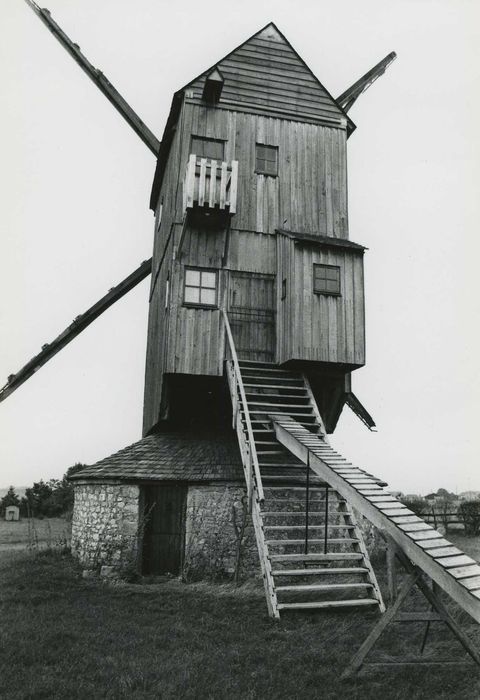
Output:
[{"xmin": 1, "ymin": 0, "xmax": 479, "ymax": 495}]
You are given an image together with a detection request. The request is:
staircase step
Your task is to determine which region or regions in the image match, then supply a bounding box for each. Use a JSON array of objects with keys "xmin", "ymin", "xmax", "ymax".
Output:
[
  {"xmin": 271, "ymin": 553, "xmax": 363, "ymax": 562},
  {"xmin": 273, "ymin": 567, "xmax": 369, "ymax": 576},
  {"xmin": 244, "ymin": 383, "xmax": 306, "ymax": 390},
  {"xmin": 247, "ymin": 402, "xmax": 313, "ymax": 409},
  {"xmin": 262, "ymin": 511, "xmax": 346, "ymax": 517},
  {"xmin": 246, "ymin": 411, "xmax": 316, "ymax": 419},
  {"xmin": 277, "ymin": 599, "xmax": 379, "ymax": 611},
  {"xmin": 264, "ymin": 525, "xmax": 354, "ymax": 531},
  {"xmin": 241, "ymin": 368, "xmax": 297, "ymax": 376},
  {"xmin": 276, "ymin": 583, "xmax": 373, "ymax": 593},
  {"xmin": 266, "ymin": 538, "xmax": 359, "ymax": 546},
  {"xmin": 245, "ymin": 386, "xmax": 310, "ymax": 401}
]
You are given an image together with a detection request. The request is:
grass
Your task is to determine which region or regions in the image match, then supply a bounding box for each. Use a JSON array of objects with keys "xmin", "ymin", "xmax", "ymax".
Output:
[{"xmin": 1, "ymin": 545, "xmax": 480, "ymax": 699}]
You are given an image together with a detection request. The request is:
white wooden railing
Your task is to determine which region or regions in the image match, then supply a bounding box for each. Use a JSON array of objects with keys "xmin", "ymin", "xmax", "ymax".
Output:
[
  {"xmin": 183, "ymin": 155, "xmax": 238, "ymax": 214},
  {"xmin": 223, "ymin": 310, "xmax": 264, "ymax": 506},
  {"xmin": 223, "ymin": 310, "xmax": 279, "ymax": 618}
]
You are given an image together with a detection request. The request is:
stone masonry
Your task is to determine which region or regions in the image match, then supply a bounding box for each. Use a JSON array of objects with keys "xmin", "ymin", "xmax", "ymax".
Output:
[
  {"xmin": 71, "ymin": 482, "xmax": 140, "ymax": 570},
  {"xmin": 183, "ymin": 485, "xmax": 259, "ymax": 580}
]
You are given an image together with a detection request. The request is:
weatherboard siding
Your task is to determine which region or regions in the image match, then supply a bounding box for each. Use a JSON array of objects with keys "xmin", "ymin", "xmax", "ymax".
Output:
[
  {"xmin": 144, "ymin": 72, "xmax": 349, "ymax": 432},
  {"xmin": 186, "ymin": 25, "xmax": 346, "ymax": 126},
  {"xmin": 276, "ymin": 236, "xmax": 365, "ymax": 366}
]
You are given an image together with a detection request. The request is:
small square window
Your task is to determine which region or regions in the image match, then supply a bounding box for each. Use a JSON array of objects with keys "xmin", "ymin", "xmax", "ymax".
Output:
[
  {"xmin": 184, "ymin": 267, "xmax": 218, "ymax": 308},
  {"xmin": 256, "ymin": 144, "xmax": 278, "ymax": 176},
  {"xmin": 313, "ymin": 264, "xmax": 341, "ymax": 296},
  {"xmin": 191, "ymin": 136, "xmax": 225, "ymax": 161}
]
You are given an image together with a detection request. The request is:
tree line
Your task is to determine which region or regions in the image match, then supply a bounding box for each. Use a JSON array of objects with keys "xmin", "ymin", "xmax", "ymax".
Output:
[
  {"xmin": 1, "ymin": 464, "xmax": 86, "ymax": 518},
  {"xmin": 401, "ymin": 488, "xmax": 480, "ymax": 536}
]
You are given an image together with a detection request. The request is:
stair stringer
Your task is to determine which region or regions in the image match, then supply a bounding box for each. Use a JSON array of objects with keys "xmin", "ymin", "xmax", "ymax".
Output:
[
  {"xmin": 303, "ymin": 373, "xmax": 384, "ymax": 609},
  {"xmin": 337, "ymin": 500, "xmax": 386, "ymax": 612},
  {"xmin": 224, "ymin": 356, "xmax": 280, "ymax": 619},
  {"xmin": 271, "ymin": 417, "xmax": 480, "ymax": 624}
]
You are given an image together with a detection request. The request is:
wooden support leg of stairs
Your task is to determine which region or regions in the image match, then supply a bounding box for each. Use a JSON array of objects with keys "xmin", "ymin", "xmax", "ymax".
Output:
[{"xmin": 343, "ymin": 540, "xmax": 480, "ymax": 676}]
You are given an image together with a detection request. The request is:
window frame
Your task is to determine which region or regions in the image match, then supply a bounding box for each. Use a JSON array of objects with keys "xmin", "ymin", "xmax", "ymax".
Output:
[
  {"xmin": 190, "ymin": 136, "xmax": 225, "ymax": 162},
  {"xmin": 183, "ymin": 266, "xmax": 219, "ymax": 309},
  {"xmin": 313, "ymin": 263, "xmax": 341, "ymax": 296},
  {"xmin": 255, "ymin": 143, "xmax": 278, "ymax": 177}
]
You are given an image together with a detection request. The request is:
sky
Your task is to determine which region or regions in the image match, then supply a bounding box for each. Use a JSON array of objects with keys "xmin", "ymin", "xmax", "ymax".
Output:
[{"xmin": 1, "ymin": 0, "xmax": 479, "ymax": 495}]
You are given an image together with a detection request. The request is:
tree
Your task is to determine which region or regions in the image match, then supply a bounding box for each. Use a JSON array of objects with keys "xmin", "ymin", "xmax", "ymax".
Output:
[
  {"xmin": 23, "ymin": 464, "xmax": 87, "ymax": 518},
  {"xmin": 401, "ymin": 496, "xmax": 430, "ymax": 517},
  {"xmin": 458, "ymin": 501, "xmax": 480, "ymax": 536},
  {"xmin": 1, "ymin": 486, "xmax": 20, "ymax": 515}
]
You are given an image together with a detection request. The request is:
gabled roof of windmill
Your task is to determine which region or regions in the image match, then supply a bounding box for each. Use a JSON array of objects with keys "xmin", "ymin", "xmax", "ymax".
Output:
[
  {"xmin": 150, "ymin": 22, "xmax": 354, "ymax": 209},
  {"xmin": 69, "ymin": 430, "xmax": 244, "ymax": 483},
  {"xmin": 182, "ymin": 22, "xmax": 353, "ymax": 128}
]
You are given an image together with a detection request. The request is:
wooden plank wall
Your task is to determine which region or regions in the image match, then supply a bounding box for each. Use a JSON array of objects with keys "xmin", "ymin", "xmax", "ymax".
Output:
[
  {"xmin": 182, "ymin": 105, "xmax": 348, "ymax": 237},
  {"xmin": 186, "ymin": 25, "xmax": 346, "ymax": 127},
  {"xmin": 276, "ymin": 236, "xmax": 365, "ymax": 366},
  {"xmin": 144, "ymin": 97, "xmax": 350, "ymax": 433}
]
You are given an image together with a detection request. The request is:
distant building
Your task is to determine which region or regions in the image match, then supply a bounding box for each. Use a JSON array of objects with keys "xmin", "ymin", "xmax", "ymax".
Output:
[
  {"xmin": 459, "ymin": 491, "xmax": 480, "ymax": 501},
  {"xmin": 5, "ymin": 505, "xmax": 19, "ymax": 522}
]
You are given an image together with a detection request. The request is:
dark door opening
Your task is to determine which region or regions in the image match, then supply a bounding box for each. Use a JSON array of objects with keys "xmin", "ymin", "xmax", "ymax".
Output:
[
  {"xmin": 142, "ymin": 483, "xmax": 187, "ymax": 575},
  {"xmin": 228, "ymin": 272, "xmax": 276, "ymax": 362}
]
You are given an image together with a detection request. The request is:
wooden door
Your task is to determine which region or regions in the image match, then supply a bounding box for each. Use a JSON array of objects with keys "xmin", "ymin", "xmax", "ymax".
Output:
[
  {"xmin": 228, "ymin": 272, "xmax": 275, "ymax": 362},
  {"xmin": 142, "ymin": 484, "xmax": 187, "ymax": 575}
]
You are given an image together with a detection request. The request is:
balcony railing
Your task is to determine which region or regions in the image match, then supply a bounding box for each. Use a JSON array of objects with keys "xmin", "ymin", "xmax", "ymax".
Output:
[{"xmin": 183, "ymin": 154, "xmax": 238, "ymax": 214}]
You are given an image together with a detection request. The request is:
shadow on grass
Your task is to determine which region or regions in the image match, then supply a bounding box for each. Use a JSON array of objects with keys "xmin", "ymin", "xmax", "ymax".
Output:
[{"xmin": 0, "ymin": 550, "xmax": 479, "ymax": 699}]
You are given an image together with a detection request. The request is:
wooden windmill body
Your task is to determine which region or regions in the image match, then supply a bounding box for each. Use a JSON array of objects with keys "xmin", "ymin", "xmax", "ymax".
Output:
[{"xmin": 5, "ymin": 4, "xmax": 480, "ymax": 637}]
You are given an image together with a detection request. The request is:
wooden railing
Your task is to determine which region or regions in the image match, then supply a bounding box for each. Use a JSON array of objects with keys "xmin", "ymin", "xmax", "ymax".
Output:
[
  {"xmin": 223, "ymin": 310, "xmax": 279, "ymax": 619},
  {"xmin": 222, "ymin": 311, "xmax": 264, "ymax": 505},
  {"xmin": 183, "ymin": 154, "xmax": 238, "ymax": 214}
]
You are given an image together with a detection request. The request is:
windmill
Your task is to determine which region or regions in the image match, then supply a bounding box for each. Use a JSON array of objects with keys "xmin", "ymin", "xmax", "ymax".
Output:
[{"xmin": 3, "ymin": 1, "xmax": 480, "ymax": 670}]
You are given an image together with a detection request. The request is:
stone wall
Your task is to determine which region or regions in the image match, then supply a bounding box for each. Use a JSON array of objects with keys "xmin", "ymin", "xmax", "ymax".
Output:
[
  {"xmin": 183, "ymin": 484, "xmax": 259, "ymax": 581},
  {"xmin": 71, "ymin": 482, "xmax": 140, "ymax": 570}
]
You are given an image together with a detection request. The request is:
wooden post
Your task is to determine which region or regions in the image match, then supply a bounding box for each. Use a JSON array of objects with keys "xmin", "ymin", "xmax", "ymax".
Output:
[
  {"xmin": 386, "ymin": 539, "xmax": 397, "ymax": 602},
  {"xmin": 324, "ymin": 485, "xmax": 329, "ymax": 554}
]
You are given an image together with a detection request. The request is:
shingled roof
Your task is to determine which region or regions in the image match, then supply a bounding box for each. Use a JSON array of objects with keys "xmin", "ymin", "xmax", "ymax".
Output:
[{"xmin": 70, "ymin": 430, "xmax": 244, "ymax": 483}]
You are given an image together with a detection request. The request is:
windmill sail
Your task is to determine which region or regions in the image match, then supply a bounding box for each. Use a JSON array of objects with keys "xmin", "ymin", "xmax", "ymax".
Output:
[
  {"xmin": 0, "ymin": 259, "xmax": 152, "ymax": 403},
  {"xmin": 23, "ymin": 0, "xmax": 160, "ymax": 155},
  {"xmin": 336, "ymin": 52, "xmax": 397, "ymax": 113}
]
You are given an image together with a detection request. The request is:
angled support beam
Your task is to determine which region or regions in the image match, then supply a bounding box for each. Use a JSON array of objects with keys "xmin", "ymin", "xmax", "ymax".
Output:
[
  {"xmin": 345, "ymin": 391, "xmax": 376, "ymax": 431},
  {"xmin": 336, "ymin": 52, "xmax": 397, "ymax": 113},
  {"xmin": 24, "ymin": 1, "xmax": 160, "ymax": 155},
  {"xmin": 343, "ymin": 541, "xmax": 480, "ymax": 675},
  {"xmin": 0, "ymin": 259, "xmax": 152, "ymax": 403}
]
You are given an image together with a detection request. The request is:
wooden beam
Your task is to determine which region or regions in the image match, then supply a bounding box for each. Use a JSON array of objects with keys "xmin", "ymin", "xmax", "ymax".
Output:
[
  {"xmin": 23, "ymin": 0, "xmax": 160, "ymax": 155},
  {"xmin": 336, "ymin": 52, "xmax": 397, "ymax": 113},
  {"xmin": 271, "ymin": 418, "xmax": 480, "ymax": 624},
  {"xmin": 343, "ymin": 546, "xmax": 480, "ymax": 676},
  {"xmin": 0, "ymin": 259, "xmax": 152, "ymax": 403}
]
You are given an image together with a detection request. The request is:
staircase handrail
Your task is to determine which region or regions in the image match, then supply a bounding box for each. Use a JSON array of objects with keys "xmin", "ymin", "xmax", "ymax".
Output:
[{"xmin": 222, "ymin": 310, "xmax": 264, "ymax": 503}]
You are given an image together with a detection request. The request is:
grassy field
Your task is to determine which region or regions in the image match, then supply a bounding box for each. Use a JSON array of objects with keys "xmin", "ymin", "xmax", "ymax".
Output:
[
  {"xmin": 1, "ymin": 544, "xmax": 480, "ymax": 699},
  {"xmin": 0, "ymin": 517, "xmax": 70, "ymax": 551}
]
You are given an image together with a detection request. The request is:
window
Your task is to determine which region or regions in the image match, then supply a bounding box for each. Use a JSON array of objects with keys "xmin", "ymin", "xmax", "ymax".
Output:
[
  {"xmin": 191, "ymin": 136, "xmax": 225, "ymax": 161},
  {"xmin": 256, "ymin": 144, "xmax": 278, "ymax": 176},
  {"xmin": 313, "ymin": 264, "xmax": 341, "ymax": 295},
  {"xmin": 281, "ymin": 278, "xmax": 287, "ymax": 300},
  {"xmin": 184, "ymin": 268, "xmax": 217, "ymax": 307}
]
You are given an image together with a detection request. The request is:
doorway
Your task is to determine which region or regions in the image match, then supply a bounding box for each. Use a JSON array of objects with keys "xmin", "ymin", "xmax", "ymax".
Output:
[
  {"xmin": 142, "ymin": 483, "xmax": 187, "ymax": 575},
  {"xmin": 228, "ymin": 272, "xmax": 275, "ymax": 362}
]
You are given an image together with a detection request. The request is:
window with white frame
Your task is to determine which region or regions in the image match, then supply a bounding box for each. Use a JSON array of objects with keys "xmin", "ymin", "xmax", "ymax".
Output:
[{"xmin": 183, "ymin": 268, "xmax": 217, "ymax": 307}]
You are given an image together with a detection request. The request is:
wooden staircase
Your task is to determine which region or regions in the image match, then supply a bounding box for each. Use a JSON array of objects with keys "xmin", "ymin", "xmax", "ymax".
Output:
[{"xmin": 222, "ymin": 312, "xmax": 384, "ymax": 619}]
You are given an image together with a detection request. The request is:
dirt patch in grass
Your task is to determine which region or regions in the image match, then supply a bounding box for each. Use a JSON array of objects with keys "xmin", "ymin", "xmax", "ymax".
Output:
[
  {"xmin": 0, "ymin": 551, "xmax": 480, "ymax": 699},
  {"xmin": 0, "ymin": 518, "xmax": 71, "ymax": 552}
]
